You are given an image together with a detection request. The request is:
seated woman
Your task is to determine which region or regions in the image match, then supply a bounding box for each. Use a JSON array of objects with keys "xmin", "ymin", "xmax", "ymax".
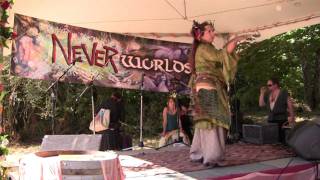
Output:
[{"xmin": 159, "ymin": 97, "xmax": 189, "ymax": 147}]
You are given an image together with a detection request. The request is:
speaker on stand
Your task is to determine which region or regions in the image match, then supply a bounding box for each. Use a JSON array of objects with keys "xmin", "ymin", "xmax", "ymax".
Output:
[{"xmin": 287, "ymin": 119, "xmax": 320, "ymax": 179}]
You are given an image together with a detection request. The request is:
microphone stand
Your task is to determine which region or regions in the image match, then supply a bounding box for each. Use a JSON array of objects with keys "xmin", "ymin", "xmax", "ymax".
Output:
[
  {"xmin": 49, "ymin": 89, "xmax": 57, "ymax": 135},
  {"xmin": 139, "ymin": 73, "xmax": 145, "ymax": 148},
  {"xmin": 121, "ymin": 73, "xmax": 153, "ymax": 152},
  {"xmin": 45, "ymin": 63, "xmax": 76, "ymax": 92},
  {"xmin": 135, "ymin": 73, "xmax": 158, "ymax": 151},
  {"xmin": 73, "ymin": 73, "xmax": 100, "ymax": 135},
  {"xmin": 46, "ymin": 63, "xmax": 76, "ymax": 135}
]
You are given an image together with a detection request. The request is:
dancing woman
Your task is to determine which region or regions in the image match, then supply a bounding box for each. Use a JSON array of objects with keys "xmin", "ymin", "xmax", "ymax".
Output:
[{"xmin": 189, "ymin": 21, "xmax": 248, "ymax": 166}]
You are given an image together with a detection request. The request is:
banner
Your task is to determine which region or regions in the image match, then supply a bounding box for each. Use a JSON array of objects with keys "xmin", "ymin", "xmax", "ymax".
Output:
[{"xmin": 11, "ymin": 14, "xmax": 192, "ymax": 94}]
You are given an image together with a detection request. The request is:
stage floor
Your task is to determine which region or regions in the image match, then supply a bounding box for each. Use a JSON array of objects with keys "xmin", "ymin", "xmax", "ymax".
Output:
[
  {"xmin": 4, "ymin": 142, "xmax": 315, "ymax": 180},
  {"xmin": 117, "ymin": 142, "xmax": 312, "ymax": 179}
]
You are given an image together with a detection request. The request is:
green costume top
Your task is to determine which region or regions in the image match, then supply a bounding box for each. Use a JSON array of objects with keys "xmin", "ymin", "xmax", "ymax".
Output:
[{"xmin": 191, "ymin": 43, "xmax": 238, "ymax": 130}]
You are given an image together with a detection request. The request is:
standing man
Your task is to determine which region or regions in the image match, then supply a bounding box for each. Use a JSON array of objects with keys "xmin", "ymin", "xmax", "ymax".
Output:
[
  {"xmin": 259, "ymin": 77, "xmax": 295, "ymax": 144},
  {"xmin": 96, "ymin": 92, "xmax": 125, "ymax": 150}
]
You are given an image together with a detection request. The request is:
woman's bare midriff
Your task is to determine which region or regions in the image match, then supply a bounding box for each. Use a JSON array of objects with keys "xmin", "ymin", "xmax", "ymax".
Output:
[{"xmin": 195, "ymin": 82, "xmax": 216, "ymax": 92}]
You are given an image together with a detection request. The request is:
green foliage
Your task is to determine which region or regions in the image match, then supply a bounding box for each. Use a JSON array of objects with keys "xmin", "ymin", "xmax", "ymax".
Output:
[
  {"xmin": 235, "ymin": 24, "xmax": 320, "ymax": 112},
  {"xmin": 0, "ymin": 134, "xmax": 9, "ymax": 156},
  {"xmin": 0, "ymin": 135, "xmax": 10, "ymax": 179},
  {"xmin": 0, "ymin": 91, "xmax": 6, "ymax": 103}
]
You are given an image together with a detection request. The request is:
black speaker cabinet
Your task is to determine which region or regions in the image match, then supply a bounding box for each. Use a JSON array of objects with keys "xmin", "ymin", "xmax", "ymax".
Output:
[
  {"xmin": 287, "ymin": 120, "xmax": 320, "ymax": 160},
  {"xmin": 242, "ymin": 123, "xmax": 279, "ymax": 144}
]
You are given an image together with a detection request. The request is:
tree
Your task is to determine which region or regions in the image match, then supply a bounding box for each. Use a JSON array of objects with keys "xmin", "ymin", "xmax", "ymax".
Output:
[{"xmin": 236, "ymin": 24, "xmax": 320, "ymax": 112}]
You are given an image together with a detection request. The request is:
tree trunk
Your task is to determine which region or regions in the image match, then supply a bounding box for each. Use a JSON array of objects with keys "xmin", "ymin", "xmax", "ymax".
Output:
[
  {"xmin": 300, "ymin": 53, "xmax": 315, "ymax": 110},
  {"xmin": 314, "ymin": 48, "xmax": 320, "ymax": 110}
]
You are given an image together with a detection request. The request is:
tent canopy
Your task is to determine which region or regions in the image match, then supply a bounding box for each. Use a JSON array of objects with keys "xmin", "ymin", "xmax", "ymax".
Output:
[{"xmin": 10, "ymin": 0, "xmax": 320, "ymax": 44}]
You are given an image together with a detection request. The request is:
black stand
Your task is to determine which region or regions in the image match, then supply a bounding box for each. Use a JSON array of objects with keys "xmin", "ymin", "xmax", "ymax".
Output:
[
  {"xmin": 137, "ymin": 73, "xmax": 154, "ymax": 150},
  {"xmin": 121, "ymin": 73, "xmax": 154, "ymax": 152},
  {"xmin": 227, "ymin": 80, "xmax": 242, "ymax": 144},
  {"xmin": 46, "ymin": 63, "xmax": 75, "ymax": 134},
  {"xmin": 73, "ymin": 73, "xmax": 100, "ymax": 135},
  {"xmin": 138, "ymin": 83, "xmax": 144, "ymax": 148},
  {"xmin": 49, "ymin": 87, "xmax": 57, "ymax": 135},
  {"xmin": 90, "ymin": 86, "xmax": 95, "ymax": 135},
  {"xmin": 228, "ymin": 99, "xmax": 241, "ymax": 143}
]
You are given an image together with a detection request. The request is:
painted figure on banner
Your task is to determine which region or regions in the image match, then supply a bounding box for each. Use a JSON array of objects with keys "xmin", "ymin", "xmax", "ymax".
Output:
[
  {"xmin": 143, "ymin": 73, "xmax": 170, "ymax": 92},
  {"xmin": 148, "ymin": 45, "xmax": 189, "ymax": 62},
  {"xmin": 14, "ymin": 19, "xmax": 51, "ymax": 79},
  {"xmin": 105, "ymin": 39, "xmax": 133, "ymax": 88},
  {"xmin": 143, "ymin": 44, "xmax": 191, "ymax": 93},
  {"xmin": 189, "ymin": 20, "xmax": 250, "ymax": 166}
]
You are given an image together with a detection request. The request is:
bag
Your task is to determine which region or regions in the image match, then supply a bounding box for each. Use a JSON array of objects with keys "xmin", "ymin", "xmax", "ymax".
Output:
[{"xmin": 89, "ymin": 109, "xmax": 110, "ymax": 132}]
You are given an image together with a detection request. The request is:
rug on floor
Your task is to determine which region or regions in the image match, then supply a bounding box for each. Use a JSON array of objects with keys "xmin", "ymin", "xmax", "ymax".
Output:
[{"xmin": 127, "ymin": 142, "xmax": 295, "ymax": 172}]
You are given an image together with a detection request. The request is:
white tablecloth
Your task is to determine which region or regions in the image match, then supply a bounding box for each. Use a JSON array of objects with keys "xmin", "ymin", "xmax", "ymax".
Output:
[{"xmin": 19, "ymin": 152, "xmax": 125, "ymax": 180}]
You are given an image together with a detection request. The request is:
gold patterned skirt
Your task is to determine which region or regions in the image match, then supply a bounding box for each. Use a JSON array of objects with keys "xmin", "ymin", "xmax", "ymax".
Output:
[{"xmin": 192, "ymin": 88, "xmax": 231, "ymax": 130}]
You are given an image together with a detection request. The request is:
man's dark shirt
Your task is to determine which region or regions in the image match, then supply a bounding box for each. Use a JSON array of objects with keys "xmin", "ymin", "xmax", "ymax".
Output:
[{"xmin": 264, "ymin": 90, "xmax": 288, "ymax": 122}]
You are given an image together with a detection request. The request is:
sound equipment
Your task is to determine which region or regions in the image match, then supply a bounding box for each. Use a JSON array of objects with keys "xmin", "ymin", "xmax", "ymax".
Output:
[
  {"xmin": 242, "ymin": 123, "xmax": 279, "ymax": 144},
  {"xmin": 40, "ymin": 134, "xmax": 102, "ymax": 151},
  {"xmin": 120, "ymin": 133, "xmax": 133, "ymax": 150},
  {"xmin": 287, "ymin": 120, "xmax": 320, "ymax": 160}
]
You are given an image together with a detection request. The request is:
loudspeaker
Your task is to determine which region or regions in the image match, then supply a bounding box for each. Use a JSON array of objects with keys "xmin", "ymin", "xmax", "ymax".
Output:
[
  {"xmin": 242, "ymin": 123, "xmax": 279, "ymax": 144},
  {"xmin": 40, "ymin": 134, "xmax": 102, "ymax": 151},
  {"xmin": 287, "ymin": 120, "xmax": 320, "ymax": 160}
]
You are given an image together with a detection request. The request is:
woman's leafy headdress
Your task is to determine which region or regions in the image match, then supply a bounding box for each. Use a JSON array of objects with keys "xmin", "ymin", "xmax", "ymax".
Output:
[
  {"xmin": 169, "ymin": 91, "xmax": 177, "ymax": 99},
  {"xmin": 191, "ymin": 20, "xmax": 215, "ymax": 41}
]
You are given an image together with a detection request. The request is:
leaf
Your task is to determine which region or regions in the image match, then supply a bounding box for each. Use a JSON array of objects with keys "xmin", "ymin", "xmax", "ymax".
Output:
[{"xmin": 0, "ymin": 91, "xmax": 7, "ymax": 102}]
